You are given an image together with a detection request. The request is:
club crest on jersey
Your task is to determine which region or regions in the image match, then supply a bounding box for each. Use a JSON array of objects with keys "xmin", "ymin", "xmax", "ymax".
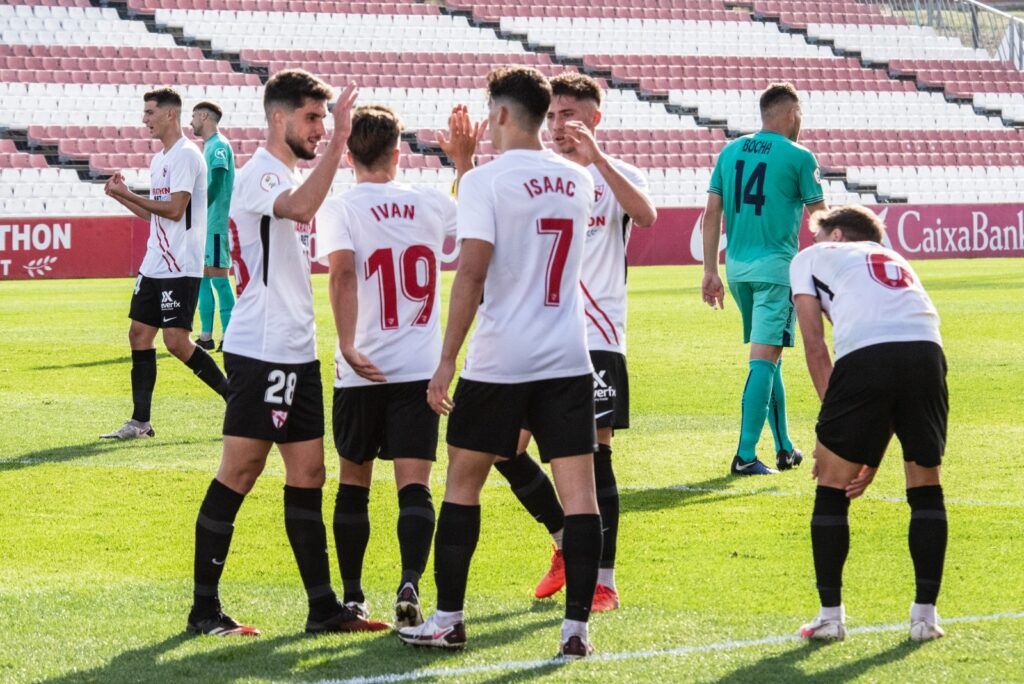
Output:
[
  {"xmin": 594, "ymin": 184, "xmax": 606, "ymax": 202},
  {"xmin": 271, "ymin": 409, "xmax": 289, "ymax": 429},
  {"xmin": 260, "ymin": 172, "xmax": 280, "ymax": 192}
]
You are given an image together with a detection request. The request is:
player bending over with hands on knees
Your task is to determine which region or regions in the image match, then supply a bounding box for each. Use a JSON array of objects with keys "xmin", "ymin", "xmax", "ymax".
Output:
[{"xmin": 791, "ymin": 205, "xmax": 948, "ymax": 643}]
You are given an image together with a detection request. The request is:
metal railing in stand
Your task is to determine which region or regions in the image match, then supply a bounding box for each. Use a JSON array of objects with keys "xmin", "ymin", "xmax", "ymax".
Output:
[{"xmin": 865, "ymin": 0, "xmax": 1024, "ymax": 67}]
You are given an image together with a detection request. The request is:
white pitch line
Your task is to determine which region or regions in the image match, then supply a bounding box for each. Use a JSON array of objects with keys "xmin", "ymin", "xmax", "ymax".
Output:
[{"xmin": 312, "ymin": 611, "xmax": 1024, "ymax": 684}]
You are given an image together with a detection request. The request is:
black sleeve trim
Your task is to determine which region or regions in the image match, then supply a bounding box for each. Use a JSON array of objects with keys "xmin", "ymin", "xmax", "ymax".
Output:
[{"xmin": 260, "ymin": 215, "xmax": 271, "ymax": 286}]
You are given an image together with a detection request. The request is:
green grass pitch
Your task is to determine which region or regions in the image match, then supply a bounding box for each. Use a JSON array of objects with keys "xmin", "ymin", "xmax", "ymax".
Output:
[{"xmin": 1, "ymin": 260, "xmax": 1022, "ymax": 683}]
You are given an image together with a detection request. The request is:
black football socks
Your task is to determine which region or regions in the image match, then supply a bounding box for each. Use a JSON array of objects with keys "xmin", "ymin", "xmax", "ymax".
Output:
[
  {"xmin": 494, "ymin": 451, "xmax": 565, "ymax": 536},
  {"xmin": 185, "ymin": 345, "xmax": 229, "ymax": 398},
  {"xmin": 192, "ymin": 479, "xmax": 245, "ymax": 616},
  {"xmin": 397, "ymin": 483, "xmax": 435, "ymax": 592},
  {"xmin": 130, "ymin": 348, "xmax": 157, "ymax": 423},
  {"xmin": 908, "ymin": 485, "xmax": 947, "ymax": 605},
  {"xmin": 434, "ymin": 502, "xmax": 480, "ymax": 612},
  {"xmin": 562, "ymin": 514, "xmax": 602, "ymax": 622},
  {"xmin": 811, "ymin": 485, "xmax": 851, "ymax": 607},
  {"xmin": 283, "ymin": 485, "xmax": 338, "ymax": 620},
  {"xmin": 333, "ymin": 484, "xmax": 370, "ymax": 604},
  {"xmin": 594, "ymin": 445, "xmax": 619, "ymax": 570}
]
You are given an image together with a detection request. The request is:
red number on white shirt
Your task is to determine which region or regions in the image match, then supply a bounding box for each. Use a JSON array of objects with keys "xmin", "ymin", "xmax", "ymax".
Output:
[
  {"xmin": 536, "ymin": 218, "xmax": 573, "ymax": 307},
  {"xmin": 365, "ymin": 246, "xmax": 437, "ymax": 330},
  {"xmin": 866, "ymin": 252, "xmax": 914, "ymax": 289}
]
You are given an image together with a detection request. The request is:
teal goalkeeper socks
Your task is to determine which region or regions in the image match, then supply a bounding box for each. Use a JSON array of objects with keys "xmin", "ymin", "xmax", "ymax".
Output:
[
  {"xmin": 768, "ymin": 359, "xmax": 794, "ymax": 453},
  {"xmin": 212, "ymin": 276, "xmax": 235, "ymax": 332},
  {"xmin": 737, "ymin": 359, "xmax": 777, "ymax": 462},
  {"xmin": 197, "ymin": 276, "xmax": 215, "ymax": 335}
]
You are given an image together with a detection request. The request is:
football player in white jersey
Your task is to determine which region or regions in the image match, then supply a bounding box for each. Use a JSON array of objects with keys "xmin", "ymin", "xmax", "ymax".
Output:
[
  {"xmin": 790, "ymin": 206, "xmax": 948, "ymax": 643},
  {"xmin": 397, "ymin": 67, "xmax": 601, "ymax": 659},
  {"xmin": 185, "ymin": 70, "xmax": 389, "ymax": 637},
  {"xmin": 498, "ymin": 72, "xmax": 658, "ymax": 612},
  {"xmin": 315, "ymin": 104, "xmax": 482, "ymax": 629},
  {"xmin": 100, "ymin": 87, "xmax": 229, "ymax": 441}
]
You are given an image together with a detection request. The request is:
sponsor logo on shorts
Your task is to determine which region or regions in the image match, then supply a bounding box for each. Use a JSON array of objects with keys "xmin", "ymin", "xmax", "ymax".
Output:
[
  {"xmin": 593, "ymin": 370, "xmax": 617, "ymax": 401},
  {"xmin": 271, "ymin": 409, "xmax": 289, "ymax": 429},
  {"xmin": 160, "ymin": 290, "xmax": 181, "ymax": 311}
]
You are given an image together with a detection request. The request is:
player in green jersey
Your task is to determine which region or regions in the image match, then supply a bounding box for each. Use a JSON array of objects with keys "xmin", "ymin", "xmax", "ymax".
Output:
[
  {"xmin": 701, "ymin": 82, "xmax": 827, "ymax": 476},
  {"xmin": 190, "ymin": 100, "xmax": 236, "ymax": 351}
]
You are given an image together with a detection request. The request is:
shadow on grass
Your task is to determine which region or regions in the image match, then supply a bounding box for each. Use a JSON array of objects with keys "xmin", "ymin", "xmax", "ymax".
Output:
[
  {"xmin": 620, "ymin": 475, "xmax": 758, "ymax": 514},
  {"xmin": 0, "ymin": 438, "xmax": 216, "ymax": 472},
  {"xmin": 34, "ymin": 353, "xmax": 172, "ymax": 371},
  {"xmin": 40, "ymin": 609, "xmax": 563, "ymax": 684},
  {"xmin": 716, "ymin": 638, "xmax": 923, "ymax": 683}
]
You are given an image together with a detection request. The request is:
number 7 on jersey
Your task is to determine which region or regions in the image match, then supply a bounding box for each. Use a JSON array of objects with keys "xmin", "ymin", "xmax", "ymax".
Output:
[{"xmin": 537, "ymin": 218, "xmax": 573, "ymax": 307}]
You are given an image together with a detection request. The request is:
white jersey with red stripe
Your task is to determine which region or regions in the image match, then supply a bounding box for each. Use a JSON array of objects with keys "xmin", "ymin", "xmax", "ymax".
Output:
[
  {"xmin": 316, "ymin": 181, "xmax": 457, "ymax": 388},
  {"xmin": 138, "ymin": 135, "xmax": 207, "ymax": 279},
  {"xmin": 223, "ymin": 147, "xmax": 316, "ymax": 364},
  {"xmin": 579, "ymin": 158, "xmax": 649, "ymax": 354},
  {"xmin": 790, "ymin": 241, "xmax": 942, "ymax": 360},
  {"xmin": 457, "ymin": 148, "xmax": 595, "ymax": 384}
]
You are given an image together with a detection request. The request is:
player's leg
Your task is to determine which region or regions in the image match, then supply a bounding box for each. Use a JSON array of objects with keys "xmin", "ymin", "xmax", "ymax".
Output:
[
  {"xmin": 393, "ymin": 457, "xmax": 434, "ymax": 628},
  {"xmin": 732, "ymin": 282, "xmax": 787, "ymax": 475},
  {"xmin": 208, "ymin": 241, "xmax": 235, "ymax": 343},
  {"xmin": 768, "ymin": 356, "xmax": 802, "ymax": 470},
  {"xmin": 592, "ymin": 426, "xmax": 618, "ymax": 611},
  {"xmin": 398, "ymin": 446, "xmax": 492, "ymax": 648},
  {"xmin": 530, "ymin": 374, "xmax": 601, "ymax": 658},
  {"xmin": 160, "ymin": 277, "xmax": 228, "ymax": 397},
  {"xmin": 896, "ymin": 341, "xmax": 949, "ymax": 641},
  {"xmin": 103, "ymin": 276, "xmax": 161, "ymax": 439},
  {"xmin": 336, "ymin": 457, "xmax": 373, "ymax": 618},
  {"xmin": 494, "ymin": 428, "xmax": 567, "ymax": 599},
  {"xmin": 196, "ymin": 274, "xmax": 215, "ymax": 348},
  {"xmin": 187, "ymin": 435, "xmax": 270, "ymax": 636}
]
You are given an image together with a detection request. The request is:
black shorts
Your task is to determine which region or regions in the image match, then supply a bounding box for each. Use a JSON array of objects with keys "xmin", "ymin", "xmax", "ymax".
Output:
[
  {"xmin": 591, "ymin": 350, "xmax": 629, "ymax": 431},
  {"xmin": 447, "ymin": 375, "xmax": 596, "ymax": 462},
  {"xmin": 222, "ymin": 353, "xmax": 325, "ymax": 444},
  {"xmin": 128, "ymin": 275, "xmax": 201, "ymax": 330},
  {"xmin": 333, "ymin": 380, "xmax": 438, "ymax": 464},
  {"xmin": 816, "ymin": 341, "xmax": 948, "ymax": 469}
]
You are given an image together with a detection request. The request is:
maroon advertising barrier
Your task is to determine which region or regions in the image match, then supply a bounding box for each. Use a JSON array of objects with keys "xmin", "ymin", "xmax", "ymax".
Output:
[{"xmin": 2, "ymin": 204, "xmax": 1022, "ymax": 280}]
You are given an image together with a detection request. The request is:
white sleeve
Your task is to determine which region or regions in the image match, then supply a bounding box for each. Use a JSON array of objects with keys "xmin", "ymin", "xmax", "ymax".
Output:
[
  {"xmin": 789, "ymin": 247, "xmax": 817, "ymax": 297},
  {"xmin": 314, "ymin": 198, "xmax": 355, "ymax": 266},
  {"xmin": 246, "ymin": 170, "xmax": 292, "ymax": 218},
  {"xmin": 620, "ymin": 162, "xmax": 650, "ymax": 194},
  {"xmin": 455, "ymin": 170, "xmax": 496, "ymax": 245},
  {"xmin": 437, "ymin": 190, "xmax": 458, "ymax": 238},
  {"xmin": 169, "ymin": 149, "xmax": 203, "ymax": 195}
]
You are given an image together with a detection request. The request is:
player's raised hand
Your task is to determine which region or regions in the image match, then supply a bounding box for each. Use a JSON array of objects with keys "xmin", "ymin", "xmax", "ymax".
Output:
[
  {"xmin": 329, "ymin": 83, "xmax": 359, "ymax": 147},
  {"xmin": 341, "ymin": 346, "xmax": 386, "ymax": 383},
  {"xmin": 701, "ymin": 272, "xmax": 725, "ymax": 309},
  {"xmin": 844, "ymin": 466, "xmax": 878, "ymax": 499},
  {"xmin": 436, "ymin": 104, "xmax": 487, "ymax": 168},
  {"xmin": 427, "ymin": 359, "xmax": 456, "ymax": 416},
  {"xmin": 105, "ymin": 172, "xmax": 128, "ymax": 198},
  {"xmin": 562, "ymin": 121, "xmax": 603, "ymax": 166}
]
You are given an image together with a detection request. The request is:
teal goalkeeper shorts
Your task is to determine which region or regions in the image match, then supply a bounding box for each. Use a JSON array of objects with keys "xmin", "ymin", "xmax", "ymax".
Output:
[
  {"xmin": 728, "ymin": 280, "xmax": 795, "ymax": 348},
  {"xmin": 205, "ymin": 232, "xmax": 231, "ymax": 269}
]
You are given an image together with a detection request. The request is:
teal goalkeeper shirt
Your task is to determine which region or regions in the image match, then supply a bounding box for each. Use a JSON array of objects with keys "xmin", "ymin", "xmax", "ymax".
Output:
[
  {"xmin": 203, "ymin": 132, "xmax": 235, "ymax": 236},
  {"xmin": 708, "ymin": 131, "xmax": 824, "ymax": 286}
]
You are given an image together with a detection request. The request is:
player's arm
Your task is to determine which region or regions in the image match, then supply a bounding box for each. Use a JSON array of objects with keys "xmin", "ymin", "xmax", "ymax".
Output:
[
  {"xmin": 794, "ymin": 294, "xmax": 832, "ymax": 400},
  {"xmin": 328, "ymin": 249, "xmax": 385, "ymax": 383},
  {"xmin": 437, "ymin": 104, "xmax": 487, "ymax": 193},
  {"xmin": 206, "ymin": 167, "xmax": 228, "ymax": 209},
  {"xmin": 273, "ymin": 84, "xmax": 358, "ymax": 224},
  {"xmin": 701, "ymin": 191, "xmax": 725, "ymax": 309},
  {"xmin": 107, "ymin": 174, "xmax": 190, "ymax": 221},
  {"xmin": 563, "ymin": 121, "xmax": 656, "ymax": 227},
  {"xmin": 427, "ymin": 238, "xmax": 492, "ymax": 415},
  {"xmin": 805, "ymin": 200, "xmax": 827, "ymax": 219}
]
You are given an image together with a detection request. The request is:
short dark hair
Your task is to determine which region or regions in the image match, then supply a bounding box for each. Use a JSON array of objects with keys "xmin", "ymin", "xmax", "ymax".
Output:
[
  {"xmin": 550, "ymin": 72, "xmax": 603, "ymax": 107},
  {"xmin": 812, "ymin": 205, "xmax": 885, "ymax": 243},
  {"xmin": 193, "ymin": 100, "xmax": 223, "ymax": 122},
  {"xmin": 486, "ymin": 66, "xmax": 552, "ymax": 129},
  {"xmin": 143, "ymin": 87, "xmax": 182, "ymax": 109},
  {"xmin": 264, "ymin": 69, "xmax": 333, "ymax": 113},
  {"xmin": 348, "ymin": 105, "xmax": 403, "ymax": 170},
  {"xmin": 759, "ymin": 82, "xmax": 800, "ymax": 116}
]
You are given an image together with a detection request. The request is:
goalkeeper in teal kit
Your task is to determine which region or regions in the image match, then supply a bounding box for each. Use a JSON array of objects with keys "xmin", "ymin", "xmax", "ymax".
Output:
[
  {"xmin": 190, "ymin": 100, "xmax": 235, "ymax": 350},
  {"xmin": 700, "ymin": 82, "xmax": 827, "ymax": 476}
]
